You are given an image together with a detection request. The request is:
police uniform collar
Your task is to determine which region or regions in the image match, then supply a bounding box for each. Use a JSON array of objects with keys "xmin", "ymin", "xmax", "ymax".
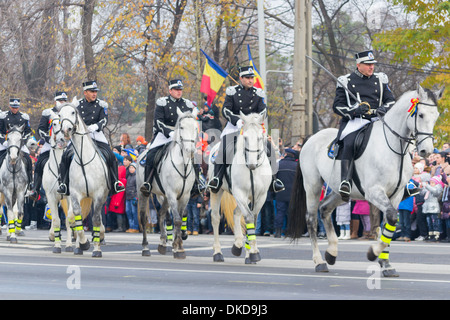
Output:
[
  {"xmin": 239, "ymin": 84, "xmax": 253, "ymax": 91},
  {"xmin": 354, "ymin": 68, "xmax": 371, "ymax": 79},
  {"xmin": 169, "ymin": 95, "xmax": 181, "ymax": 102}
]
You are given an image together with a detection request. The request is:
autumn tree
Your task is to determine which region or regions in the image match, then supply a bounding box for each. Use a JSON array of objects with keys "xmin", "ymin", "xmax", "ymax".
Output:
[{"xmin": 373, "ymin": 0, "xmax": 450, "ymax": 146}]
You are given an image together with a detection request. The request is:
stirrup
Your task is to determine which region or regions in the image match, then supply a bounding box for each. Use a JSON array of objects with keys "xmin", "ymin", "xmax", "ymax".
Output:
[
  {"xmin": 339, "ymin": 180, "xmax": 351, "ymax": 201},
  {"xmin": 272, "ymin": 179, "xmax": 285, "ymax": 193},
  {"xmin": 140, "ymin": 182, "xmax": 151, "ymax": 196},
  {"xmin": 29, "ymin": 190, "xmax": 39, "ymax": 201},
  {"xmin": 207, "ymin": 177, "xmax": 220, "ymax": 189},
  {"xmin": 114, "ymin": 181, "xmax": 125, "ymax": 193},
  {"xmin": 57, "ymin": 184, "xmax": 68, "ymax": 195}
]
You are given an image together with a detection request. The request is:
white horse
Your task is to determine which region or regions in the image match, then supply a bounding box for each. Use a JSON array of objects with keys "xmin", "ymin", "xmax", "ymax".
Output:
[
  {"xmin": 41, "ymin": 108, "xmax": 74, "ymax": 253},
  {"xmin": 287, "ymin": 85, "xmax": 443, "ymax": 276},
  {"xmin": 0, "ymin": 125, "xmax": 29, "ymax": 243},
  {"xmin": 208, "ymin": 111, "xmax": 272, "ymax": 264},
  {"xmin": 136, "ymin": 109, "xmax": 199, "ymax": 258},
  {"xmin": 57, "ymin": 102, "xmax": 109, "ymax": 257}
]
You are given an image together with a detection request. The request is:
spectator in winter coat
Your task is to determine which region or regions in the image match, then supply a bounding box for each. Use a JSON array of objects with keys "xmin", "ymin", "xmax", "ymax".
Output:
[
  {"xmin": 125, "ymin": 163, "xmax": 139, "ymax": 233},
  {"xmin": 274, "ymin": 148, "xmax": 299, "ymax": 237}
]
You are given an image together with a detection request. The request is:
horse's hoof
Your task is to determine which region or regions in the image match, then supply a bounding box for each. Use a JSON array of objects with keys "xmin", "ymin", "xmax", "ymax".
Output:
[
  {"xmin": 182, "ymin": 231, "xmax": 188, "ymax": 241},
  {"xmin": 382, "ymin": 269, "xmax": 399, "ymax": 277},
  {"xmin": 74, "ymin": 248, "xmax": 83, "ymax": 255},
  {"xmin": 80, "ymin": 240, "xmax": 90, "ymax": 251},
  {"xmin": 17, "ymin": 230, "xmax": 25, "ymax": 236},
  {"xmin": 6, "ymin": 235, "xmax": 10, "ymax": 241},
  {"xmin": 142, "ymin": 249, "xmax": 151, "ymax": 257},
  {"xmin": 367, "ymin": 246, "xmax": 377, "ymax": 261},
  {"xmin": 10, "ymin": 237, "xmax": 17, "ymax": 244},
  {"xmin": 65, "ymin": 246, "xmax": 74, "ymax": 253},
  {"xmin": 158, "ymin": 245, "xmax": 167, "ymax": 255},
  {"xmin": 213, "ymin": 253, "xmax": 224, "ymax": 262},
  {"xmin": 245, "ymin": 257, "xmax": 256, "ymax": 264},
  {"xmin": 325, "ymin": 251, "xmax": 336, "ymax": 265},
  {"xmin": 173, "ymin": 251, "xmax": 186, "ymax": 259},
  {"xmin": 315, "ymin": 263, "xmax": 329, "ymax": 272},
  {"xmin": 92, "ymin": 251, "xmax": 102, "ymax": 258},
  {"xmin": 231, "ymin": 244, "xmax": 242, "ymax": 257},
  {"xmin": 53, "ymin": 247, "xmax": 62, "ymax": 254},
  {"xmin": 249, "ymin": 252, "xmax": 261, "ymax": 263}
]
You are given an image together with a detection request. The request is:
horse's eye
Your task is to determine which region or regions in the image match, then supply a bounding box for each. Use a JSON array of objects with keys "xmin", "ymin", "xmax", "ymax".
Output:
[{"xmin": 419, "ymin": 113, "xmax": 424, "ymax": 119}]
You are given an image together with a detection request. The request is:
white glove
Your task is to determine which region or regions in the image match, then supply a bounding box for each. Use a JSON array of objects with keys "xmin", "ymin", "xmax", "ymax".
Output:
[
  {"xmin": 88, "ymin": 124, "xmax": 99, "ymax": 132},
  {"xmin": 236, "ymin": 119, "xmax": 244, "ymax": 129}
]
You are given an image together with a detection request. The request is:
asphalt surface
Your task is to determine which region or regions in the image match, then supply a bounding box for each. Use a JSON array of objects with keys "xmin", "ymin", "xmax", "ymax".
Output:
[{"xmin": 1, "ymin": 227, "xmax": 450, "ymax": 306}]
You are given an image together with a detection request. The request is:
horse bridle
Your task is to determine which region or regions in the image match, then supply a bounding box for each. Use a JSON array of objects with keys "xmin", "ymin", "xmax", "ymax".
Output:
[
  {"xmin": 380, "ymin": 99, "xmax": 438, "ymax": 198},
  {"xmin": 380, "ymin": 100, "xmax": 437, "ymax": 155},
  {"xmin": 243, "ymin": 124, "xmax": 266, "ymax": 170},
  {"xmin": 169, "ymin": 117, "xmax": 197, "ymax": 200}
]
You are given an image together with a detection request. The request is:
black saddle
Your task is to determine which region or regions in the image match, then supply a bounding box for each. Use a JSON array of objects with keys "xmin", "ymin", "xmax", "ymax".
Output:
[{"xmin": 328, "ymin": 122, "xmax": 374, "ymax": 161}]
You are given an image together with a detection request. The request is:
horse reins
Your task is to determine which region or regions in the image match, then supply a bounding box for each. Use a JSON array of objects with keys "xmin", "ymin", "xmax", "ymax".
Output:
[{"xmin": 380, "ymin": 99, "xmax": 437, "ymax": 198}]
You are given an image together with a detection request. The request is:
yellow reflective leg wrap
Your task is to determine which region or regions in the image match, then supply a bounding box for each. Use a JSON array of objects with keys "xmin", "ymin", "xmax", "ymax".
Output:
[
  {"xmin": 245, "ymin": 223, "xmax": 256, "ymax": 249},
  {"xmin": 379, "ymin": 250, "xmax": 389, "ymax": 260},
  {"xmin": 74, "ymin": 215, "xmax": 83, "ymax": 231},
  {"xmin": 54, "ymin": 228, "xmax": 61, "ymax": 242},
  {"xmin": 380, "ymin": 223, "xmax": 396, "ymax": 245},
  {"xmin": 8, "ymin": 220, "xmax": 15, "ymax": 232},
  {"xmin": 15, "ymin": 219, "xmax": 22, "ymax": 232},
  {"xmin": 181, "ymin": 217, "xmax": 187, "ymax": 231},
  {"xmin": 93, "ymin": 226, "xmax": 101, "ymax": 243},
  {"xmin": 166, "ymin": 224, "xmax": 173, "ymax": 241}
]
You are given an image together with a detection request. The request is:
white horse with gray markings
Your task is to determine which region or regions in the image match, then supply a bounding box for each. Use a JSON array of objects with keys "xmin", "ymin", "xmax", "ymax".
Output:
[{"xmin": 288, "ymin": 85, "xmax": 443, "ymax": 276}]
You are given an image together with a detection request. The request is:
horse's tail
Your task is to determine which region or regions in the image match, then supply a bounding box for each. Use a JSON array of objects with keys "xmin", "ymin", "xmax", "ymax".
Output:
[
  {"xmin": 286, "ymin": 162, "xmax": 307, "ymax": 241},
  {"xmin": 220, "ymin": 191, "xmax": 245, "ymax": 232}
]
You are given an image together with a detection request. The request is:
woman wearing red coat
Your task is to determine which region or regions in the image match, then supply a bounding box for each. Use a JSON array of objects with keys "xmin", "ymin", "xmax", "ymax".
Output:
[{"xmin": 108, "ymin": 166, "xmax": 127, "ymax": 231}]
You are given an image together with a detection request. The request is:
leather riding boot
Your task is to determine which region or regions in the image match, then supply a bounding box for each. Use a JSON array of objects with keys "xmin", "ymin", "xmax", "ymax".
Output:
[
  {"xmin": 57, "ymin": 147, "xmax": 73, "ymax": 195},
  {"xmin": 29, "ymin": 170, "xmax": 42, "ymax": 201},
  {"xmin": 339, "ymin": 160, "xmax": 352, "ymax": 202},
  {"xmin": 208, "ymin": 162, "xmax": 225, "ymax": 193},
  {"xmin": 140, "ymin": 167, "xmax": 154, "ymax": 197}
]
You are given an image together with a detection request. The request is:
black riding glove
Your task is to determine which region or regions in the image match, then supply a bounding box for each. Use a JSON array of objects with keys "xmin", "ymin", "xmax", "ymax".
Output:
[{"xmin": 353, "ymin": 103, "xmax": 370, "ymax": 117}]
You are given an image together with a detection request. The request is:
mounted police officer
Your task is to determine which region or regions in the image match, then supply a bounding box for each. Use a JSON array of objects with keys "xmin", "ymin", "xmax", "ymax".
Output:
[
  {"xmin": 56, "ymin": 81, "xmax": 125, "ymax": 195},
  {"xmin": 140, "ymin": 79, "xmax": 198, "ymax": 196},
  {"xmin": 0, "ymin": 98, "xmax": 34, "ymax": 189},
  {"xmin": 207, "ymin": 66, "xmax": 284, "ymax": 193},
  {"xmin": 29, "ymin": 91, "xmax": 68, "ymax": 200},
  {"xmin": 333, "ymin": 50, "xmax": 395, "ymax": 201}
]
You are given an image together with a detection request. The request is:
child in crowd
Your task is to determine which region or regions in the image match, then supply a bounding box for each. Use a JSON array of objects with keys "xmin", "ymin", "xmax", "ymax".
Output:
[{"xmin": 423, "ymin": 175, "xmax": 444, "ymax": 241}]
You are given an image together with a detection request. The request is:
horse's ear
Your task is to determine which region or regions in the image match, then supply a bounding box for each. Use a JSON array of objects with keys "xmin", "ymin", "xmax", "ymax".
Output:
[
  {"xmin": 436, "ymin": 86, "xmax": 445, "ymax": 100},
  {"xmin": 176, "ymin": 107, "xmax": 184, "ymax": 117},
  {"xmin": 71, "ymin": 96, "xmax": 78, "ymax": 105},
  {"xmin": 417, "ymin": 83, "xmax": 426, "ymax": 99}
]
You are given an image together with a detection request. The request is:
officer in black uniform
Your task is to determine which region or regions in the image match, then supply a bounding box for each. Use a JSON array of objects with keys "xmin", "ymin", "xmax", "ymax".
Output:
[
  {"xmin": 140, "ymin": 79, "xmax": 197, "ymax": 196},
  {"xmin": 56, "ymin": 81, "xmax": 125, "ymax": 195},
  {"xmin": 332, "ymin": 50, "xmax": 395, "ymax": 201},
  {"xmin": 29, "ymin": 91, "xmax": 68, "ymax": 200},
  {"xmin": 0, "ymin": 98, "xmax": 34, "ymax": 189},
  {"xmin": 207, "ymin": 66, "xmax": 284, "ymax": 193}
]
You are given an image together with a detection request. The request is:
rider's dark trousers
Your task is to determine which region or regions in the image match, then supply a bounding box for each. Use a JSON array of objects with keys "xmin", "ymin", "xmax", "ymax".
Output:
[
  {"xmin": 32, "ymin": 150, "xmax": 50, "ymax": 194},
  {"xmin": 143, "ymin": 144, "xmax": 165, "ymax": 182}
]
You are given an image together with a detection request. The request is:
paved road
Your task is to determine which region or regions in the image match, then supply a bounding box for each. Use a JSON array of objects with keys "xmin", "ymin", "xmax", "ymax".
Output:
[{"xmin": 1, "ymin": 228, "xmax": 449, "ymax": 305}]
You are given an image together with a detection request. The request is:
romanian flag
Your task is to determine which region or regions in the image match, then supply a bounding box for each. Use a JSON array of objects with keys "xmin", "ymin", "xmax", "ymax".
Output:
[
  {"xmin": 247, "ymin": 45, "xmax": 264, "ymax": 90},
  {"xmin": 200, "ymin": 49, "xmax": 228, "ymax": 106}
]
